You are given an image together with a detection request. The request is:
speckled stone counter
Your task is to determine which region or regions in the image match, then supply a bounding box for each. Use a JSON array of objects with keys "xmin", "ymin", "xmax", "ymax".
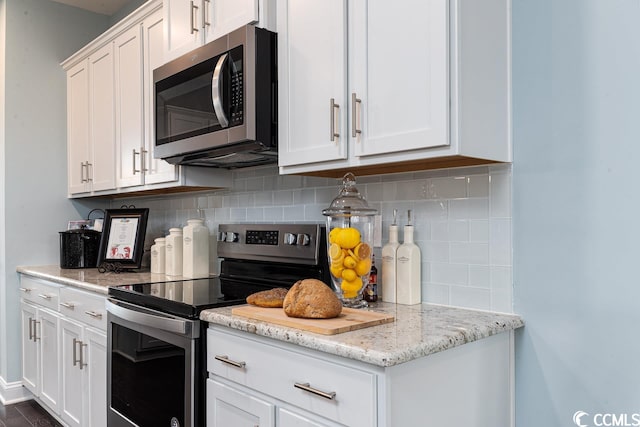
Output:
[
  {"xmin": 17, "ymin": 264, "xmax": 197, "ymax": 294},
  {"xmin": 201, "ymin": 302, "xmax": 524, "ymax": 367}
]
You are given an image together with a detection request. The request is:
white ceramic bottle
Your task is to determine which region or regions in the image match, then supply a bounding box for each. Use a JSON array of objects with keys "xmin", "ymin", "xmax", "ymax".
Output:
[
  {"xmin": 165, "ymin": 228, "xmax": 183, "ymax": 276},
  {"xmin": 150, "ymin": 237, "xmax": 166, "ymax": 274},
  {"xmin": 381, "ymin": 209, "xmax": 400, "ymax": 303},
  {"xmin": 396, "ymin": 210, "xmax": 421, "ymax": 305},
  {"xmin": 183, "ymin": 219, "xmax": 210, "ymax": 278}
]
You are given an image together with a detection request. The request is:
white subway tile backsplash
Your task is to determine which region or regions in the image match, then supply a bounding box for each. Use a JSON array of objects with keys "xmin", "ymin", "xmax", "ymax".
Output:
[{"xmin": 119, "ymin": 164, "xmax": 513, "ymax": 313}]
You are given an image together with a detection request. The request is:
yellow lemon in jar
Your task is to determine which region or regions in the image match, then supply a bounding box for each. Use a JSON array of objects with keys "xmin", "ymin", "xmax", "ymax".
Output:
[
  {"xmin": 342, "ymin": 289, "xmax": 357, "ymax": 299},
  {"xmin": 341, "ymin": 277, "xmax": 363, "ymax": 293},
  {"xmin": 329, "ymin": 228, "xmax": 342, "ymax": 244},
  {"xmin": 330, "ymin": 265, "xmax": 344, "ymax": 279},
  {"xmin": 328, "ymin": 243, "xmax": 343, "ymax": 263},
  {"xmin": 353, "ymin": 242, "xmax": 371, "ymax": 260},
  {"xmin": 341, "ymin": 268, "xmax": 357, "ymax": 282},
  {"xmin": 355, "ymin": 258, "xmax": 372, "ymax": 276},
  {"xmin": 343, "ymin": 256, "xmax": 357, "ymax": 269},
  {"xmin": 336, "ymin": 227, "xmax": 361, "ymax": 249}
]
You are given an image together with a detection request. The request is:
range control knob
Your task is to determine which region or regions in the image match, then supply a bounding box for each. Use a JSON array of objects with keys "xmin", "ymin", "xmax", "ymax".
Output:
[
  {"xmin": 296, "ymin": 234, "xmax": 310, "ymax": 246},
  {"xmin": 284, "ymin": 232, "xmax": 297, "ymax": 245},
  {"xmin": 217, "ymin": 231, "xmax": 226, "ymax": 242},
  {"xmin": 225, "ymin": 232, "xmax": 239, "ymax": 243}
]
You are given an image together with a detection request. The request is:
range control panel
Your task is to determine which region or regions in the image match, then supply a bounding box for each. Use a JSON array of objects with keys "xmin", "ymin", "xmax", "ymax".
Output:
[{"xmin": 217, "ymin": 223, "xmax": 326, "ymax": 265}]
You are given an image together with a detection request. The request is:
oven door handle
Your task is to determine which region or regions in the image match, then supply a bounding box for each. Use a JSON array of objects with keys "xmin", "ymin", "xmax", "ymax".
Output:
[{"xmin": 106, "ymin": 299, "xmax": 192, "ymax": 336}]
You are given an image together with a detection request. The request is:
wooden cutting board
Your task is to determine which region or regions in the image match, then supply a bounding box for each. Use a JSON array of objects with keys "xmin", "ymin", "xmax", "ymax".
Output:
[{"xmin": 231, "ymin": 305, "xmax": 394, "ymax": 335}]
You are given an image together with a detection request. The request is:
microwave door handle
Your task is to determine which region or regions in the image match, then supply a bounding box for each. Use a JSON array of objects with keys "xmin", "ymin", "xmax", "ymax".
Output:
[{"xmin": 211, "ymin": 52, "xmax": 230, "ymax": 128}]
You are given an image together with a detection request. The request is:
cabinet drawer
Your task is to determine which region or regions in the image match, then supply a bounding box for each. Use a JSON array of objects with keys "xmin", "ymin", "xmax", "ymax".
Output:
[
  {"xmin": 59, "ymin": 287, "xmax": 107, "ymax": 331},
  {"xmin": 207, "ymin": 328, "xmax": 376, "ymax": 427},
  {"xmin": 19, "ymin": 276, "xmax": 62, "ymax": 310}
]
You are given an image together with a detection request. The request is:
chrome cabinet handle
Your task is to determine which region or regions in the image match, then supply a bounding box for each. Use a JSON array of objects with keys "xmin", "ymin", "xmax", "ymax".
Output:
[
  {"xmin": 203, "ymin": 0, "xmax": 211, "ymax": 27},
  {"xmin": 330, "ymin": 98, "xmax": 340, "ymax": 142},
  {"xmin": 86, "ymin": 162, "xmax": 93, "ymax": 182},
  {"xmin": 20, "ymin": 287, "xmax": 32, "ymax": 293},
  {"xmin": 38, "ymin": 294, "xmax": 52, "ymax": 300},
  {"xmin": 132, "ymin": 149, "xmax": 140, "ymax": 174},
  {"xmin": 80, "ymin": 162, "xmax": 86, "ymax": 183},
  {"xmin": 294, "ymin": 382, "xmax": 336, "ymax": 400},
  {"xmin": 214, "ymin": 355, "xmax": 246, "ymax": 368},
  {"xmin": 60, "ymin": 302, "xmax": 75, "ymax": 310},
  {"xmin": 72, "ymin": 338, "xmax": 87, "ymax": 369},
  {"xmin": 211, "ymin": 52, "xmax": 230, "ymax": 128},
  {"xmin": 351, "ymin": 92, "xmax": 362, "ymax": 138},
  {"xmin": 28, "ymin": 317, "xmax": 34, "ymax": 341},
  {"xmin": 84, "ymin": 310, "xmax": 102, "ymax": 320},
  {"xmin": 190, "ymin": 1, "xmax": 199, "ymax": 34},
  {"xmin": 141, "ymin": 147, "xmax": 148, "ymax": 172},
  {"xmin": 32, "ymin": 320, "xmax": 40, "ymax": 341}
]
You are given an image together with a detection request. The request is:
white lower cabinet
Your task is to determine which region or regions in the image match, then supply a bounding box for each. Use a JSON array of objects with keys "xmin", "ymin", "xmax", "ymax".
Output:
[
  {"xmin": 207, "ymin": 325, "xmax": 513, "ymax": 427},
  {"xmin": 20, "ymin": 274, "xmax": 106, "ymax": 427}
]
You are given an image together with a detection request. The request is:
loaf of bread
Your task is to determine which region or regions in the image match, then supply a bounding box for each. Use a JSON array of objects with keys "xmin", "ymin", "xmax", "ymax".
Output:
[
  {"xmin": 246, "ymin": 287, "xmax": 289, "ymax": 308},
  {"xmin": 283, "ymin": 279, "xmax": 342, "ymax": 319}
]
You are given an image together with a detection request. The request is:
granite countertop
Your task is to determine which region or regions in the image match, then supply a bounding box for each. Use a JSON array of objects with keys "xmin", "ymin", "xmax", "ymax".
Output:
[
  {"xmin": 17, "ymin": 264, "xmax": 196, "ymax": 294},
  {"xmin": 201, "ymin": 302, "xmax": 524, "ymax": 368}
]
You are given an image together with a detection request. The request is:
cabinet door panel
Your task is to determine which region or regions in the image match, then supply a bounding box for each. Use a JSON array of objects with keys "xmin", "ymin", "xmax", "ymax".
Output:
[
  {"xmin": 67, "ymin": 61, "xmax": 90, "ymax": 195},
  {"xmin": 21, "ymin": 302, "xmax": 39, "ymax": 395},
  {"xmin": 206, "ymin": 0, "xmax": 259, "ymax": 42},
  {"xmin": 144, "ymin": 8, "xmax": 178, "ymax": 185},
  {"xmin": 351, "ymin": 0, "xmax": 449, "ymax": 157},
  {"xmin": 164, "ymin": 0, "xmax": 203, "ymax": 62},
  {"xmin": 207, "ymin": 379, "xmax": 275, "ymax": 427},
  {"xmin": 88, "ymin": 44, "xmax": 116, "ymax": 192},
  {"xmin": 277, "ymin": 0, "xmax": 348, "ymax": 166},
  {"xmin": 39, "ymin": 309, "xmax": 61, "ymax": 414},
  {"xmin": 115, "ymin": 25, "xmax": 145, "ymax": 189},
  {"xmin": 84, "ymin": 328, "xmax": 107, "ymax": 427},
  {"xmin": 279, "ymin": 407, "xmax": 334, "ymax": 427},
  {"xmin": 60, "ymin": 318, "xmax": 84, "ymax": 427}
]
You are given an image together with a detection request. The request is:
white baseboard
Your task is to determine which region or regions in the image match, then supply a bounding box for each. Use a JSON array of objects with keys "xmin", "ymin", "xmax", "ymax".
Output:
[{"xmin": 0, "ymin": 376, "xmax": 32, "ymax": 405}]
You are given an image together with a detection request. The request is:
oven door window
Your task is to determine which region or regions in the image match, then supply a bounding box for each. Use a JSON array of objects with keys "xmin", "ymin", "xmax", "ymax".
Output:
[
  {"xmin": 111, "ymin": 323, "xmax": 186, "ymax": 426},
  {"xmin": 156, "ymin": 45, "xmax": 244, "ymax": 146}
]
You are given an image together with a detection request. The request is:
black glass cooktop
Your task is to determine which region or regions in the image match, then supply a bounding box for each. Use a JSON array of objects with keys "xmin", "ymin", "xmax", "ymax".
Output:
[{"xmin": 107, "ymin": 277, "xmax": 273, "ymax": 319}]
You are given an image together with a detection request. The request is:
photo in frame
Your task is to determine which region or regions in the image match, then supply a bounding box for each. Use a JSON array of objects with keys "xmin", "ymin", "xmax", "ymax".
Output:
[{"xmin": 97, "ymin": 208, "xmax": 149, "ymax": 270}]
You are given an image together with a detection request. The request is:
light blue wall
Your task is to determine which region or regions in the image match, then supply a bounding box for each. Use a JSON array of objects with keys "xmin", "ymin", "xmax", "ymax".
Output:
[
  {"xmin": 1, "ymin": 0, "xmax": 109, "ymax": 385},
  {"xmin": 513, "ymin": 0, "xmax": 640, "ymax": 425}
]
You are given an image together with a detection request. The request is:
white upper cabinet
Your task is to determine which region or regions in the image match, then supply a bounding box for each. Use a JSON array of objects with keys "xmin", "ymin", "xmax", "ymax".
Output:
[
  {"xmin": 164, "ymin": 0, "xmax": 266, "ymax": 63},
  {"xmin": 278, "ymin": 0, "xmax": 511, "ymax": 176},
  {"xmin": 277, "ymin": 0, "xmax": 348, "ymax": 167}
]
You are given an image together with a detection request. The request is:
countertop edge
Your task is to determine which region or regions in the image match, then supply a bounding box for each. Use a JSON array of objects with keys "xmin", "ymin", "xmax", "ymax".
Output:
[
  {"xmin": 17, "ymin": 265, "xmax": 109, "ymax": 294},
  {"xmin": 201, "ymin": 304, "xmax": 524, "ymax": 367}
]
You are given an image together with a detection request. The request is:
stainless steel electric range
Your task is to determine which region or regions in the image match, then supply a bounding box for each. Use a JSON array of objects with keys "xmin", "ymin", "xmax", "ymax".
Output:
[{"xmin": 106, "ymin": 223, "xmax": 329, "ymax": 427}]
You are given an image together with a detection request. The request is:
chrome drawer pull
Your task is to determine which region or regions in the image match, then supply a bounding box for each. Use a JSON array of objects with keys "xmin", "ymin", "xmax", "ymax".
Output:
[
  {"xmin": 294, "ymin": 382, "xmax": 336, "ymax": 400},
  {"xmin": 32, "ymin": 320, "xmax": 40, "ymax": 341},
  {"xmin": 72, "ymin": 338, "xmax": 87, "ymax": 369},
  {"xmin": 84, "ymin": 310, "xmax": 102, "ymax": 319},
  {"xmin": 214, "ymin": 355, "xmax": 246, "ymax": 368},
  {"xmin": 19, "ymin": 287, "xmax": 32, "ymax": 293},
  {"xmin": 38, "ymin": 294, "xmax": 52, "ymax": 300},
  {"xmin": 28, "ymin": 317, "xmax": 34, "ymax": 341},
  {"xmin": 60, "ymin": 302, "xmax": 75, "ymax": 309}
]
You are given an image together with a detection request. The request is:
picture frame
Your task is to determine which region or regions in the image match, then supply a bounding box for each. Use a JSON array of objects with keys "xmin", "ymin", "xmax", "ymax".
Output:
[{"xmin": 97, "ymin": 208, "xmax": 149, "ymax": 270}]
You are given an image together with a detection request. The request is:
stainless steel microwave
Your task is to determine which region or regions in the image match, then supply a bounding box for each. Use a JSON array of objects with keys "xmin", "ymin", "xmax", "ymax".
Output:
[{"xmin": 153, "ymin": 25, "xmax": 277, "ymax": 168}]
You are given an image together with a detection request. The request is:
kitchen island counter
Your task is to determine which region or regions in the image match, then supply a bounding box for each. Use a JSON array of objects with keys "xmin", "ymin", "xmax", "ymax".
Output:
[
  {"xmin": 201, "ymin": 302, "xmax": 523, "ymax": 368},
  {"xmin": 17, "ymin": 264, "xmax": 195, "ymax": 295}
]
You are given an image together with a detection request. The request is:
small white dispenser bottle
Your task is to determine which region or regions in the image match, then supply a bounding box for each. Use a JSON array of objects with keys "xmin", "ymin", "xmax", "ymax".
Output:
[
  {"xmin": 396, "ymin": 210, "xmax": 421, "ymax": 305},
  {"xmin": 150, "ymin": 237, "xmax": 166, "ymax": 274},
  {"xmin": 381, "ymin": 209, "xmax": 400, "ymax": 303},
  {"xmin": 183, "ymin": 218, "xmax": 210, "ymax": 278},
  {"xmin": 165, "ymin": 227, "xmax": 183, "ymax": 276}
]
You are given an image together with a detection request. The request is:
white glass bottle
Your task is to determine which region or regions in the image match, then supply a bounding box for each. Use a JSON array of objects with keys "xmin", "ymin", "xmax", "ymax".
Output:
[
  {"xmin": 396, "ymin": 210, "xmax": 421, "ymax": 305},
  {"xmin": 150, "ymin": 237, "xmax": 166, "ymax": 274},
  {"xmin": 381, "ymin": 209, "xmax": 400, "ymax": 303},
  {"xmin": 165, "ymin": 228, "xmax": 183, "ymax": 276},
  {"xmin": 183, "ymin": 219, "xmax": 210, "ymax": 279}
]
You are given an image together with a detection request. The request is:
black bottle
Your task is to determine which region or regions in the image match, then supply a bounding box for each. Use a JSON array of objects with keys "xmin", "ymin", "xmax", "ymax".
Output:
[{"xmin": 364, "ymin": 255, "xmax": 378, "ymax": 302}]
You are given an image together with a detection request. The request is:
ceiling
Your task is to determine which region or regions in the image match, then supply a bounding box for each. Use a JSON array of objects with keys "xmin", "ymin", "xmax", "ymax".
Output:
[{"xmin": 49, "ymin": 0, "xmax": 133, "ymax": 16}]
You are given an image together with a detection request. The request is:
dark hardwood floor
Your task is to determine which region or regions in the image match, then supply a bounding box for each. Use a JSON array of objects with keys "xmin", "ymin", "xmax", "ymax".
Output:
[{"xmin": 0, "ymin": 400, "xmax": 62, "ymax": 427}]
